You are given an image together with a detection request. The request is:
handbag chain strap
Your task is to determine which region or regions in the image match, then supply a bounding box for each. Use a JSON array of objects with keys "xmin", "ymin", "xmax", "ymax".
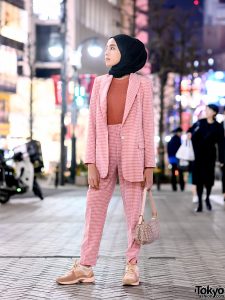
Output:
[{"xmin": 138, "ymin": 188, "xmax": 158, "ymax": 224}]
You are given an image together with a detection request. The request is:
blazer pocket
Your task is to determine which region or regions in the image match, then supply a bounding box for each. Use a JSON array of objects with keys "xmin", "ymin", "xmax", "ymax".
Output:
[{"xmin": 137, "ymin": 143, "xmax": 145, "ymax": 167}]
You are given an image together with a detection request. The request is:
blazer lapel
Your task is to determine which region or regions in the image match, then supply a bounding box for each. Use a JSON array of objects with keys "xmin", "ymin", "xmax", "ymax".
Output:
[
  {"xmin": 99, "ymin": 74, "xmax": 113, "ymax": 124},
  {"xmin": 122, "ymin": 73, "xmax": 141, "ymax": 126}
]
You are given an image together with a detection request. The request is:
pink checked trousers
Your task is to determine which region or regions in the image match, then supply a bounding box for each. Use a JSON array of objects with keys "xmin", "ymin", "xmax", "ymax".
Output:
[{"xmin": 80, "ymin": 124, "xmax": 144, "ymax": 266}]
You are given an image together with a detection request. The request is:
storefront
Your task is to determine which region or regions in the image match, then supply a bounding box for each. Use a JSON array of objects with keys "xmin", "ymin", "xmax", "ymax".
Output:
[
  {"xmin": 52, "ymin": 73, "xmax": 96, "ymax": 170},
  {"xmin": 167, "ymin": 71, "xmax": 225, "ymax": 133},
  {"xmin": 0, "ymin": 1, "xmax": 28, "ymax": 44},
  {"xmin": 0, "ymin": 45, "xmax": 17, "ymax": 143},
  {"xmin": 0, "ymin": 1, "xmax": 28, "ymax": 147},
  {"xmin": 0, "ymin": 93, "xmax": 10, "ymax": 138}
]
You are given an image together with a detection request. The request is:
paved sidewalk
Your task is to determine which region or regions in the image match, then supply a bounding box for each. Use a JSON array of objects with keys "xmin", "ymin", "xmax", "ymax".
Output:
[{"xmin": 0, "ymin": 184, "xmax": 225, "ymax": 300}]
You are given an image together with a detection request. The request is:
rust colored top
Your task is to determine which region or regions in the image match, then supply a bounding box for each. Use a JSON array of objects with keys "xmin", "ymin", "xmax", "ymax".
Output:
[{"xmin": 107, "ymin": 76, "xmax": 129, "ymax": 125}]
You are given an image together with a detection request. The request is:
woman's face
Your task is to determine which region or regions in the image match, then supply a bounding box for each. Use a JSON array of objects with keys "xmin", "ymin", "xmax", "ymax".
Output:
[
  {"xmin": 105, "ymin": 38, "xmax": 121, "ymax": 68},
  {"xmin": 205, "ymin": 106, "xmax": 216, "ymax": 119}
]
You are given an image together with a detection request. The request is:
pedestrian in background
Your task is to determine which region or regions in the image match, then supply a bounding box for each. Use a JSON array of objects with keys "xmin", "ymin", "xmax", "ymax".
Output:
[
  {"xmin": 54, "ymin": 163, "xmax": 59, "ymax": 188},
  {"xmin": 167, "ymin": 127, "xmax": 185, "ymax": 191},
  {"xmin": 56, "ymin": 34, "xmax": 155, "ymax": 286},
  {"xmin": 221, "ymin": 107, "xmax": 225, "ymax": 202},
  {"xmin": 188, "ymin": 104, "xmax": 224, "ymax": 212}
]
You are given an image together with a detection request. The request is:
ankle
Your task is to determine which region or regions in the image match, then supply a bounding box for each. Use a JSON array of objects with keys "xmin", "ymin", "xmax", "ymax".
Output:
[
  {"xmin": 80, "ymin": 263, "xmax": 91, "ymax": 268},
  {"xmin": 129, "ymin": 258, "xmax": 137, "ymax": 265}
]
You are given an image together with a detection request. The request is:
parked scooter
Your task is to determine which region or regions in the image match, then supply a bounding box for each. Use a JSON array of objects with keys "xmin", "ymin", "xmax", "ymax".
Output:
[{"xmin": 0, "ymin": 149, "xmax": 44, "ymax": 204}]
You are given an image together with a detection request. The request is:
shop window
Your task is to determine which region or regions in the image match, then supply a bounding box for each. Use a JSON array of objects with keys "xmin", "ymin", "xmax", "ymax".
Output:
[{"xmin": 35, "ymin": 25, "xmax": 62, "ymax": 62}]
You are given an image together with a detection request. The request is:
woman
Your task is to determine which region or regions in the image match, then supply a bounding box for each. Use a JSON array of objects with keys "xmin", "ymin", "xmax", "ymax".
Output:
[
  {"xmin": 188, "ymin": 104, "xmax": 224, "ymax": 212},
  {"xmin": 56, "ymin": 34, "xmax": 155, "ymax": 286}
]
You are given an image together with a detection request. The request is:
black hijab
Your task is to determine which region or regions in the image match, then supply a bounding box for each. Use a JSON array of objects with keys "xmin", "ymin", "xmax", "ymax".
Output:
[{"xmin": 108, "ymin": 34, "xmax": 147, "ymax": 78}]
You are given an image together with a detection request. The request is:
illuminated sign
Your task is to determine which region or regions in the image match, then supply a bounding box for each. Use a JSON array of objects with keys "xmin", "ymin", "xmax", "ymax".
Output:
[
  {"xmin": 0, "ymin": 1, "xmax": 28, "ymax": 43},
  {"xmin": 0, "ymin": 93, "xmax": 10, "ymax": 136},
  {"xmin": 205, "ymin": 71, "xmax": 225, "ymax": 106},
  {"xmin": 0, "ymin": 45, "xmax": 17, "ymax": 93},
  {"xmin": 33, "ymin": 0, "xmax": 62, "ymax": 20}
]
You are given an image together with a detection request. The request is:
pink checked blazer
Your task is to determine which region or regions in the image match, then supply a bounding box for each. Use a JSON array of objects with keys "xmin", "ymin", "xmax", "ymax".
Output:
[{"xmin": 85, "ymin": 72, "xmax": 155, "ymax": 182}]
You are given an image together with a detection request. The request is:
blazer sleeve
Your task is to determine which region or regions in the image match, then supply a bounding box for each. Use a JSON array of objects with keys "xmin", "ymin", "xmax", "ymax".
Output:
[
  {"xmin": 187, "ymin": 120, "xmax": 200, "ymax": 134},
  {"xmin": 142, "ymin": 77, "xmax": 156, "ymax": 168},
  {"xmin": 84, "ymin": 77, "xmax": 99, "ymax": 165}
]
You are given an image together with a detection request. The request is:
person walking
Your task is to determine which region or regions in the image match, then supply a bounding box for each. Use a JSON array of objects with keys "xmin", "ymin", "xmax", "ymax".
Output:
[
  {"xmin": 187, "ymin": 104, "xmax": 224, "ymax": 212},
  {"xmin": 167, "ymin": 127, "xmax": 185, "ymax": 191},
  {"xmin": 221, "ymin": 107, "xmax": 225, "ymax": 202},
  {"xmin": 56, "ymin": 34, "xmax": 155, "ymax": 286}
]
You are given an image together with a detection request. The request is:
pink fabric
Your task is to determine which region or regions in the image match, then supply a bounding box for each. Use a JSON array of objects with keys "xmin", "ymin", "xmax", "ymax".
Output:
[
  {"xmin": 85, "ymin": 73, "xmax": 155, "ymax": 182},
  {"xmin": 80, "ymin": 124, "xmax": 143, "ymax": 266}
]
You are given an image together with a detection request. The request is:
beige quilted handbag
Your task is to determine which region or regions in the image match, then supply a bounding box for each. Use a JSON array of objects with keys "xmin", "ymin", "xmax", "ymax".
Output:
[{"xmin": 135, "ymin": 188, "xmax": 160, "ymax": 245}]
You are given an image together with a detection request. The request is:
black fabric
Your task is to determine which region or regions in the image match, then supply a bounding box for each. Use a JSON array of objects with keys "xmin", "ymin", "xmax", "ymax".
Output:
[
  {"xmin": 171, "ymin": 127, "xmax": 182, "ymax": 133},
  {"xmin": 196, "ymin": 184, "xmax": 203, "ymax": 209},
  {"xmin": 108, "ymin": 34, "xmax": 147, "ymax": 78},
  {"xmin": 206, "ymin": 185, "xmax": 212, "ymax": 199},
  {"xmin": 167, "ymin": 135, "xmax": 181, "ymax": 157},
  {"xmin": 188, "ymin": 118, "xmax": 224, "ymax": 186},
  {"xmin": 171, "ymin": 163, "xmax": 185, "ymax": 191},
  {"xmin": 222, "ymin": 164, "xmax": 225, "ymax": 193},
  {"xmin": 196, "ymin": 183, "xmax": 212, "ymax": 210},
  {"xmin": 223, "ymin": 119, "xmax": 225, "ymax": 193},
  {"xmin": 167, "ymin": 134, "xmax": 185, "ymax": 191}
]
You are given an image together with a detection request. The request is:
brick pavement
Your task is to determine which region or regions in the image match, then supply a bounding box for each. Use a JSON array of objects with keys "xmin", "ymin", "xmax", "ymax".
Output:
[{"xmin": 0, "ymin": 184, "xmax": 225, "ymax": 300}]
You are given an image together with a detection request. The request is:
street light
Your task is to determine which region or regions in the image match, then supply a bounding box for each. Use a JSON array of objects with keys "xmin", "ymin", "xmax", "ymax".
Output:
[
  {"xmin": 87, "ymin": 43, "xmax": 103, "ymax": 58},
  {"xmin": 48, "ymin": 32, "xmax": 63, "ymax": 58},
  {"xmin": 71, "ymin": 38, "xmax": 103, "ymax": 69},
  {"xmin": 70, "ymin": 38, "xmax": 103, "ymax": 183}
]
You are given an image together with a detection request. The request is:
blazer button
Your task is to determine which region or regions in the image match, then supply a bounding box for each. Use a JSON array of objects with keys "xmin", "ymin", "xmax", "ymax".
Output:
[{"xmin": 121, "ymin": 136, "xmax": 125, "ymax": 140}]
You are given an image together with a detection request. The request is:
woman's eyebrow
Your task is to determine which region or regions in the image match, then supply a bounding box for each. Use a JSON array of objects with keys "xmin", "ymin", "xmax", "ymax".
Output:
[{"xmin": 107, "ymin": 43, "xmax": 117, "ymax": 47}]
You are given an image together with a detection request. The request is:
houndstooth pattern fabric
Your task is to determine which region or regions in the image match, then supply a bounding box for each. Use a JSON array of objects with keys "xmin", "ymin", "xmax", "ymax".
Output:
[
  {"xmin": 80, "ymin": 124, "xmax": 144, "ymax": 266},
  {"xmin": 135, "ymin": 217, "xmax": 160, "ymax": 245},
  {"xmin": 85, "ymin": 73, "xmax": 155, "ymax": 182}
]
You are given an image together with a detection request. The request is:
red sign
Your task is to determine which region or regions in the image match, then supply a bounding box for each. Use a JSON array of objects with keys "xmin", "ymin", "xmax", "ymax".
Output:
[
  {"xmin": 181, "ymin": 112, "xmax": 192, "ymax": 132},
  {"xmin": 51, "ymin": 75, "xmax": 62, "ymax": 105}
]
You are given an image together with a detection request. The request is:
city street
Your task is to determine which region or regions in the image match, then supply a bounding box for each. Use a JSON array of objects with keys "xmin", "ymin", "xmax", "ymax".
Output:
[
  {"xmin": 0, "ymin": 183, "xmax": 225, "ymax": 300},
  {"xmin": 0, "ymin": 0, "xmax": 225, "ymax": 299}
]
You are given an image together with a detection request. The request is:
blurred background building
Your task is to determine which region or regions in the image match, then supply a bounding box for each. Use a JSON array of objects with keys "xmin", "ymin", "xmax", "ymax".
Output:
[
  {"xmin": 0, "ymin": 0, "xmax": 28, "ymax": 141},
  {"xmin": 0, "ymin": 0, "xmax": 140, "ymax": 178},
  {"xmin": 0, "ymin": 0, "xmax": 224, "ymax": 181},
  {"xmin": 204, "ymin": 0, "xmax": 225, "ymax": 70}
]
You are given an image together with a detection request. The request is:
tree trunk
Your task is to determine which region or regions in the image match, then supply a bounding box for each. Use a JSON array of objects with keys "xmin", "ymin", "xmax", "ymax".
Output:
[{"xmin": 179, "ymin": 74, "xmax": 182, "ymax": 127}]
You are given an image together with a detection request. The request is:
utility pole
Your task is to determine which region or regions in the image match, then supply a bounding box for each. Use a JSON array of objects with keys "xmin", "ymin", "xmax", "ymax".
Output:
[
  {"xmin": 70, "ymin": 99, "xmax": 77, "ymax": 183},
  {"xmin": 59, "ymin": 0, "xmax": 68, "ymax": 185},
  {"xmin": 28, "ymin": 1, "xmax": 34, "ymax": 140},
  {"xmin": 29, "ymin": 48, "xmax": 34, "ymax": 140}
]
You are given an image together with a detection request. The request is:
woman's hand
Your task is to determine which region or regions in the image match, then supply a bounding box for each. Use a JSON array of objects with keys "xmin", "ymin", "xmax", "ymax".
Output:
[
  {"xmin": 141, "ymin": 167, "xmax": 154, "ymax": 191},
  {"xmin": 88, "ymin": 164, "xmax": 100, "ymax": 189}
]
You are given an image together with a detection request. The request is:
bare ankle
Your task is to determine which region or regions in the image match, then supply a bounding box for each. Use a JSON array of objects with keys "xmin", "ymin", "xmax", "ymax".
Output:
[
  {"xmin": 80, "ymin": 264, "xmax": 91, "ymax": 267},
  {"xmin": 129, "ymin": 258, "xmax": 137, "ymax": 265}
]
